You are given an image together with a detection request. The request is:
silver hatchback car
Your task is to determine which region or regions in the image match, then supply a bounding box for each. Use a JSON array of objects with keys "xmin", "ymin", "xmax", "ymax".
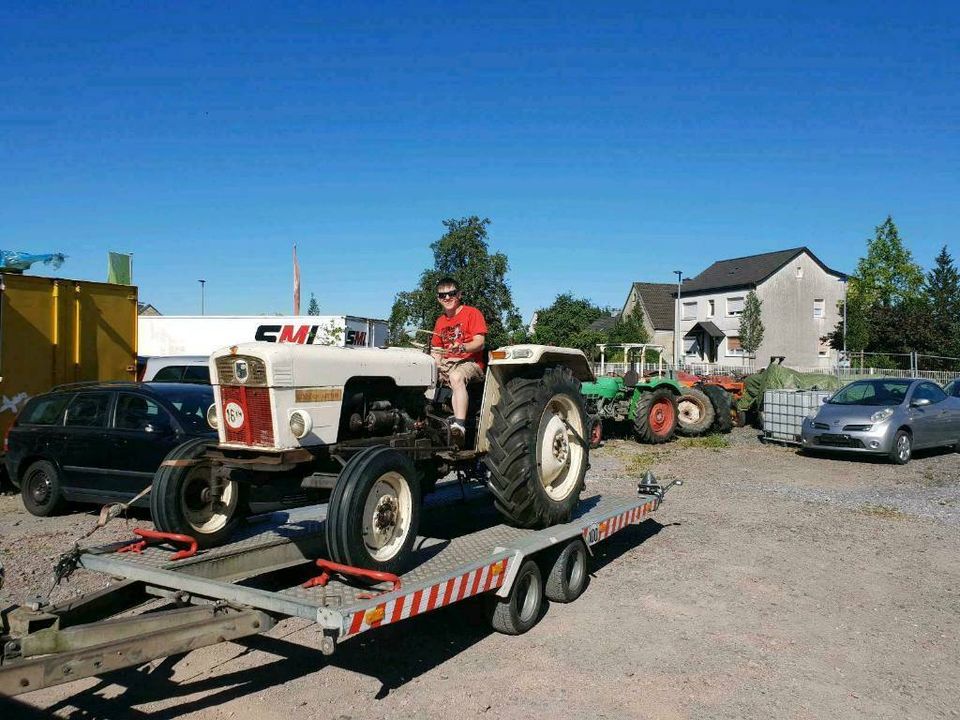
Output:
[{"xmin": 800, "ymin": 378, "xmax": 960, "ymax": 464}]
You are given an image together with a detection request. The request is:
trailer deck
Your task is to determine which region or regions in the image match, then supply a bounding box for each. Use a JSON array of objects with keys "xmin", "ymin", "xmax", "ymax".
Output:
[{"xmin": 1, "ymin": 476, "xmax": 675, "ymax": 697}]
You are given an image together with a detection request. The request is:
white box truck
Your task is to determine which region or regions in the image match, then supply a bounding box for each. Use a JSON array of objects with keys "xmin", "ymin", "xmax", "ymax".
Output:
[{"xmin": 138, "ymin": 315, "xmax": 389, "ymax": 357}]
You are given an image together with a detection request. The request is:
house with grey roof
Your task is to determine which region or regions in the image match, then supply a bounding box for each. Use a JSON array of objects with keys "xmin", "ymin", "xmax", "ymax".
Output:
[
  {"xmin": 678, "ymin": 247, "xmax": 846, "ymax": 369},
  {"xmin": 590, "ymin": 282, "xmax": 678, "ymax": 361}
]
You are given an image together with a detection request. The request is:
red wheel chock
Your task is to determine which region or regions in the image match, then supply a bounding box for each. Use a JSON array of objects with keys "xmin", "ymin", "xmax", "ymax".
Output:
[
  {"xmin": 303, "ymin": 559, "xmax": 401, "ymax": 598},
  {"xmin": 117, "ymin": 528, "xmax": 199, "ymax": 561}
]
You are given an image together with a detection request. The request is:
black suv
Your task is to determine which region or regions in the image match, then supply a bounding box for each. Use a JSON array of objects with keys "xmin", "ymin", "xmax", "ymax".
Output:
[{"xmin": 5, "ymin": 382, "xmax": 215, "ymax": 516}]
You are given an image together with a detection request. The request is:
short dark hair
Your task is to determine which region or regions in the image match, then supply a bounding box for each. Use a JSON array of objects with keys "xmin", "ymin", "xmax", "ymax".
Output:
[{"xmin": 436, "ymin": 277, "xmax": 459, "ymax": 292}]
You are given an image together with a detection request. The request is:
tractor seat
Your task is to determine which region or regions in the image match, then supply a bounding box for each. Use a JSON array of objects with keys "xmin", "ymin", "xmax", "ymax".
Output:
[{"xmin": 622, "ymin": 369, "xmax": 640, "ymax": 388}]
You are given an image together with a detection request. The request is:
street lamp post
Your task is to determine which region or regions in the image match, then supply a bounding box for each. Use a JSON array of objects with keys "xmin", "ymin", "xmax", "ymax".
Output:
[
  {"xmin": 673, "ymin": 270, "xmax": 683, "ymax": 369},
  {"xmin": 199, "ymin": 279, "xmax": 206, "ymax": 316}
]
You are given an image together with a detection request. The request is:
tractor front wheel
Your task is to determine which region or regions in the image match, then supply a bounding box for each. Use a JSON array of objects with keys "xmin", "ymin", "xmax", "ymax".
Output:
[
  {"xmin": 676, "ymin": 387, "xmax": 715, "ymax": 436},
  {"xmin": 633, "ymin": 388, "xmax": 678, "ymax": 444}
]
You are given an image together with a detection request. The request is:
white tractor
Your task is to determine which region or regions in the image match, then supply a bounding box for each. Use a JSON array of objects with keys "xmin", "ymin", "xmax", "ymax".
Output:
[{"xmin": 150, "ymin": 343, "xmax": 594, "ymax": 574}]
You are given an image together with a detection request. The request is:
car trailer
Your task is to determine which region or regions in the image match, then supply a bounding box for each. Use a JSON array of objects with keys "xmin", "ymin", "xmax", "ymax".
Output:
[{"xmin": 0, "ymin": 474, "xmax": 679, "ymax": 698}]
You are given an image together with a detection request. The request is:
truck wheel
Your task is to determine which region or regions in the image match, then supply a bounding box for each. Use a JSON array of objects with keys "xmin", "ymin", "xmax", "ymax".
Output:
[
  {"xmin": 488, "ymin": 559, "xmax": 543, "ymax": 635},
  {"xmin": 484, "ymin": 366, "xmax": 589, "ymax": 528},
  {"xmin": 21, "ymin": 460, "xmax": 66, "ymax": 517},
  {"xmin": 326, "ymin": 446, "xmax": 421, "ymax": 575},
  {"xmin": 544, "ymin": 539, "xmax": 589, "ymax": 603},
  {"xmin": 151, "ymin": 438, "xmax": 248, "ymax": 549},
  {"xmin": 676, "ymin": 387, "xmax": 715, "ymax": 437},
  {"xmin": 632, "ymin": 388, "xmax": 678, "ymax": 444},
  {"xmin": 701, "ymin": 384, "xmax": 733, "ymax": 433},
  {"xmin": 588, "ymin": 416, "xmax": 603, "ymax": 449}
]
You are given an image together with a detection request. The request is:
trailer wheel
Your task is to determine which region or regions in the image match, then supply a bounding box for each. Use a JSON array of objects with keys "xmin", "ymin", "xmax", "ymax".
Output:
[
  {"xmin": 151, "ymin": 438, "xmax": 248, "ymax": 549},
  {"xmin": 676, "ymin": 387, "xmax": 715, "ymax": 437},
  {"xmin": 488, "ymin": 559, "xmax": 544, "ymax": 635},
  {"xmin": 701, "ymin": 384, "xmax": 733, "ymax": 433},
  {"xmin": 326, "ymin": 446, "xmax": 421, "ymax": 575},
  {"xmin": 21, "ymin": 460, "xmax": 66, "ymax": 517},
  {"xmin": 544, "ymin": 539, "xmax": 589, "ymax": 603},
  {"xmin": 632, "ymin": 387, "xmax": 678, "ymax": 444},
  {"xmin": 484, "ymin": 366, "xmax": 588, "ymax": 528}
]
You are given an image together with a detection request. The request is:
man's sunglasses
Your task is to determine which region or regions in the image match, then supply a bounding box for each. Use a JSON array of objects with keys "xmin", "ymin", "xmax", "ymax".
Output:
[{"xmin": 437, "ymin": 291, "xmax": 459, "ymax": 299}]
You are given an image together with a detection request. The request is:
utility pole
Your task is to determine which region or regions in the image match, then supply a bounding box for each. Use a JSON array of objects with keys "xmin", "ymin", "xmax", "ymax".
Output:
[
  {"xmin": 673, "ymin": 270, "xmax": 683, "ymax": 368},
  {"xmin": 199, "ymin": 279, "xmax": 206, "ymax": 316}
]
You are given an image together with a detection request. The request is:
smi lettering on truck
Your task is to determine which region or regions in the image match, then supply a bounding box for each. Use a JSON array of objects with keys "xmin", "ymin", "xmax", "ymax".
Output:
[{"xmin": 254, "ymin": 325, "xmax": 368, "ymax": 346}]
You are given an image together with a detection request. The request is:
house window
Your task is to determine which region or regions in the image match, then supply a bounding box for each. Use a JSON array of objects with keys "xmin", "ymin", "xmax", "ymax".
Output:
[
  {"xmin": 796, "ymin": 266, "xmax": 804, "ymax": 279},
  {"xmin": 682, "ymin": 301, "xmax": 698, "ymax": 321},
  {"xmin": 818, "ymin": 337, "xmax": 831, "ymax": 357},
  {"xmin": 684, "ymin": 337, "xmax": 699, "ymax": 356},
  {"xmin": 726, "ymin": 336, "xmax": 744, "ymax": 355},
  {"xmin": 813, "ymin": 298, "xmax": 825, "ymax": 319},
  {"xmin": 726, "ymin": 296, "xmax": 745, "ymax": 316},
  {"xmin": 707, "ymin": 299, "xmax": 715, "ymax": 317}
]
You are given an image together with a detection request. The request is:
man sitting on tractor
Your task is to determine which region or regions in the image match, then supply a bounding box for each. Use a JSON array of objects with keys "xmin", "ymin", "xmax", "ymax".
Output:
[{"xmin": 431, "ymin": 277, "xmax": 487, "ymax": 444}]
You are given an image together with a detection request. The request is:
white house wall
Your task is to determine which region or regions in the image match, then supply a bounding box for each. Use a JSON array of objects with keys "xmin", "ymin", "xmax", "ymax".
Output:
[{"xmin": 677, "ymin": 251, "xmax": 845, "ymax": 368}]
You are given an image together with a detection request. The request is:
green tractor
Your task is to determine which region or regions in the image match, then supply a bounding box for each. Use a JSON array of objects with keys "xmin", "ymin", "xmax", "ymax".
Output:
[{"xmin": 581, "ymin": 344, "xmax": 682, "ymax": 446}]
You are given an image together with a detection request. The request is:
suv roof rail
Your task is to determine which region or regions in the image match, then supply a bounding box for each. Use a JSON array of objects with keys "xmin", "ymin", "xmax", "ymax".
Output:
[{"xmin": 50, "ymin": 380, "xmax": 143, "ymax": 392}]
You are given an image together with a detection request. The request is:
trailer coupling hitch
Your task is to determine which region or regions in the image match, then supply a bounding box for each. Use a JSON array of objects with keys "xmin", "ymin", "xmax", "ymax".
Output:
[{"xmin": 637, "ymin": 471, "xmax": 683, "ymax": 503}]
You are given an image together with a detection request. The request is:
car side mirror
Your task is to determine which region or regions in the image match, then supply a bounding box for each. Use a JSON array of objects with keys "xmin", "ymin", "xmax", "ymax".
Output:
[{"xmin": 910, "ymin": 398, "xmax": 932, "ymax": 408}]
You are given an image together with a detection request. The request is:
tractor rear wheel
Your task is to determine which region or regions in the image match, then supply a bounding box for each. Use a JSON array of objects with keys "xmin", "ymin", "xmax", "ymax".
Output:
[
  {"xmin": 702, "ymin": 384, "xmax": 733, "ymax": 433},
  {"xmin": 633, "ymin": 388, "xmax": 678, "ymax": 444},
  {"xmin": 676, "ymin": 387, "xmax": 715, "ymax": 436},
  {"xmin": 484, "ymin": 366, "xmax": 589, "ymax": 528}
]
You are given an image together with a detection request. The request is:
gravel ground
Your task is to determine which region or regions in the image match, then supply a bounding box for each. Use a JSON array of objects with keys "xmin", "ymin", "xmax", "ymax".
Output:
[{"xmin": 3, "ymin": 427, "xmax": 960, "ymax": 719}]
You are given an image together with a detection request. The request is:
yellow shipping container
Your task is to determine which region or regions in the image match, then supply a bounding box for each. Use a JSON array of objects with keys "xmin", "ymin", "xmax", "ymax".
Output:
[{"xmin": 0, "ymin": 274, "xmax": 137, "ymax": 449}]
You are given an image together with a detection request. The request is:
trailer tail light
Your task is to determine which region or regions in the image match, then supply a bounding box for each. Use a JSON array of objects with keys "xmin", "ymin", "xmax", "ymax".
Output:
[{"xmin": 220, "ymin": 386, "xmax": 274, "ymax": 447}]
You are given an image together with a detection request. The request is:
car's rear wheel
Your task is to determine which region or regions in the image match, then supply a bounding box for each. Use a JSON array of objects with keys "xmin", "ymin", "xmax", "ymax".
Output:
[
  {"xmin": 21, "ymin": 460, "xmax": 66, "ymax": 517},
  {"xmin": 889, "ymin": 430, "xmax": 912, "ymax": 465}
]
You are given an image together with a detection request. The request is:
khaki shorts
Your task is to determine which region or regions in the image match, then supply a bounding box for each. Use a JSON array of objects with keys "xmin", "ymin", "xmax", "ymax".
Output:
[{"xmin": 437, "ymin": 358, "xmax": 484, "ymax": 386}]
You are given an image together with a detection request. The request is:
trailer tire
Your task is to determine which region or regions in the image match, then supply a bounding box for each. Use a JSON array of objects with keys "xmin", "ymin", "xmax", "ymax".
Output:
[
  {"xmin": 632, "ymin": 387, "xmax": 678, "ymax": 444},
  {"xmin": 488, "ymin": 559, "xmax": 543, "ymax": 635},
  {"xmin": 701, "ymin": 384, "xmax": 733, "ymax": 433},
  {"xmin": 151, "ymin": 438, "xmax": 248, "ymax": 549},
  {"xmin": 484, "ymin": 366, "xmax": 588, "ymax": 529},
  {"xmin": 21, "ymin": 460, "xmax": 66, "ymax": 517},
  {"xmin": 544, "ymin": 539, "xmax": 589, "ymax": 603},
  {"xmin": 326, "ymin": 446, "xmax": 421, "ymax": 575},
  {"xmin": 676, "ymin": 387, "xmax": 715, "ymax": 437}
]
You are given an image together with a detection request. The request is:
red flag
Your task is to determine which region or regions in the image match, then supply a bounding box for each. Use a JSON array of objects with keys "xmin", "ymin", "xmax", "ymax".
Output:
[{"xmin": 293, "ymin": 245, "xmax": 301, "ymax": 315}]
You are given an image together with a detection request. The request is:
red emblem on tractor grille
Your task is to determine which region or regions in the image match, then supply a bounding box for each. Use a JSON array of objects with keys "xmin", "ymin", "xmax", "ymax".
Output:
[{"xmin": 221, "ymin": 386, "xmax": 274, "ymax": 446}]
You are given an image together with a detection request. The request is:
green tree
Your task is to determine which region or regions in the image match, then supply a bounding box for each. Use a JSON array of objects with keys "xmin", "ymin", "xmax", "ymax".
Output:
[
  {"xmin": 739, "ymin": 290, "xmax": 764, "ymax": 358},
  {"xmin": 307, "ymin": 293, "xmax": 320, "ymax": 315},
  {"xmin": 531, "ymin": 293, "xmax": 605, "ymax": 352},
  {"xmin": 924, "ymin": 245, "xmax": 960, "ymax": 365},
  {"xmin": 829, "ymin": 216, "xmax": 925, "ymax": 354},
  {"xmin": 389, "ymin": 217, "xmax": 523, "ymax": 348}
]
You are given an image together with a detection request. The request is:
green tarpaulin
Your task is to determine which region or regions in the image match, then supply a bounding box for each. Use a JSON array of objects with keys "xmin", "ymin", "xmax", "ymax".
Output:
[
  {"xmin": 107, "ymin": 252, "xmax": 132, "ymax": 285},
  {"xmin": 738, "ymin": 363, "xmax": 843, "ymax": 412}
]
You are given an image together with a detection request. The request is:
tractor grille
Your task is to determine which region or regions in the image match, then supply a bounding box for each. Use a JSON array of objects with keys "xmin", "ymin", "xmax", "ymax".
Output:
[
  {"xmin": 215, "ymin": 355, "xmax": 268, "ymax": 386},
  {"xmin": 221, "ymin": 385, "xmax": 275, "ymax": 446}
]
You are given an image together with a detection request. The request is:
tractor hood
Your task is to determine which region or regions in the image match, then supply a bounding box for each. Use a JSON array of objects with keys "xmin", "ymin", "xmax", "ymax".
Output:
[{"xmin": 210, "ymin": 343, "xmax": 436, "ymax": 389}]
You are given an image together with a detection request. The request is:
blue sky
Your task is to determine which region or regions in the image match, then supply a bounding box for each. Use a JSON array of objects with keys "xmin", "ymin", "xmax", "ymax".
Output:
[{"xmin": 1, "ymin": 1, "xmax": 957, "ymax": 322}]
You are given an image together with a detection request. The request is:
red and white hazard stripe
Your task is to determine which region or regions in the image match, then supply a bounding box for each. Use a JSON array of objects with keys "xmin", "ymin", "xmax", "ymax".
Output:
[
  {"xmin": 581, "ymin": 499, "xmax": 659, "ymax": 546},
  {"xmin": 345, "ymin": 557, "xmax": 509, "ymax": 638}
]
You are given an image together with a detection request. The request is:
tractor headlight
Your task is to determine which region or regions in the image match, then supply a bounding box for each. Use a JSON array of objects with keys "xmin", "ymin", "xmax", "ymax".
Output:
[
  {"xmin": 206, "ymin": 404, "xmax": 219, "ymax": 430},
  {"xmin": 289, "ymin": 409, "xmax": 313, "ymax": 439},
  {"xmin": 870, "ymin": 408, "xmax": 894, "ymax": 423}
]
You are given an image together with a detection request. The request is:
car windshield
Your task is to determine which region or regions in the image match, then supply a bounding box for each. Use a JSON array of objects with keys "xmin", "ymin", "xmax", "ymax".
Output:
[
  {"xmin": 150, "ymin": 384, "xmax": 213, "ymax": 431},
  {"xmin": 827, "ymin": 380, "xmax": 911, "ymax": 406},
  {"xmin": 945, "ymin": 379, "xmax": 958, "ymax": 397}
]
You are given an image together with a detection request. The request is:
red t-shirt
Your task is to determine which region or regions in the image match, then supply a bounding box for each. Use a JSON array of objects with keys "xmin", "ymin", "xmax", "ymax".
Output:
[{"xmin": 432, "ymin": 305, "xmax": 488, "ymax": 368}]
